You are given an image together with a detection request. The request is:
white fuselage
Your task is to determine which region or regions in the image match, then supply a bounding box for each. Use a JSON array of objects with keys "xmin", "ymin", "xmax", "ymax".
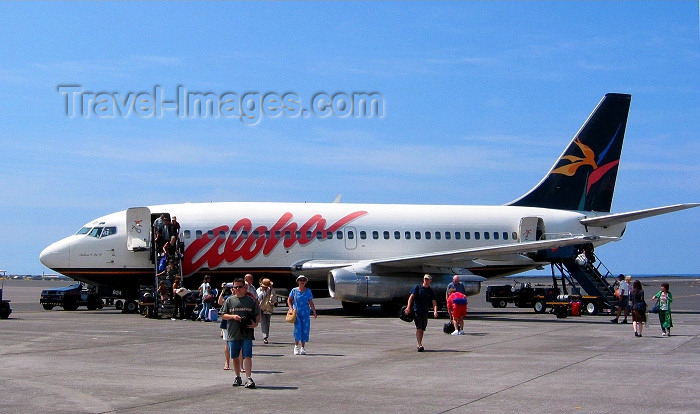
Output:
[{"xmin": 39, "ymin": 201, "xmax": 625, "ymax": 292}]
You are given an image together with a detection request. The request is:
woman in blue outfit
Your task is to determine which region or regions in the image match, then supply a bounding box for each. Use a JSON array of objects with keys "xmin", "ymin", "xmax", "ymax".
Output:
[{"xmin": 287, "ymin": 275, "xmax": 317, "ymax": 355}]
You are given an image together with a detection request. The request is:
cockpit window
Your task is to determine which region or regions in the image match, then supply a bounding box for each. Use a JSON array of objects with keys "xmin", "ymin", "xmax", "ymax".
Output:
[
  {"xmin": 101, "ymin": 227, "xmax": 117, "ymax": 237},
  {"xmin": 88, "ymin": 227, "xmax": 103, "ymax": 238},
  {"xmin": 76, "ymin": 227, "xmax": 91, "ymax": 235}
]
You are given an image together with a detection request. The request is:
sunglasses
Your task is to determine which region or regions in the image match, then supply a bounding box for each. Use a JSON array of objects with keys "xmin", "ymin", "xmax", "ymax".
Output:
[{"xmin": 233, "ymin": 286, "xmax": 245, "ymax": 289}]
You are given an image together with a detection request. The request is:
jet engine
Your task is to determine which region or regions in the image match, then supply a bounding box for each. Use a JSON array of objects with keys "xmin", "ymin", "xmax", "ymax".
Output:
[{"xmin": 328, "ymin": 266, "xmax": 482, "ymax": 305}]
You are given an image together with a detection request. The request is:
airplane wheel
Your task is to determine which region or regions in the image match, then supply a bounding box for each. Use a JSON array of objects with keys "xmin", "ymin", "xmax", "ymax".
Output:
[
  {"xmin": 42, "ymin": 304, "xmax": 54, "ymax": 310},
  {"xmin": 380, "ymin": 302, "xmax": 401, "ymax": 316},
  {"xmin": 533, "ymin": 300, "xmax": 546, "ymax": 314},
  {"xmin": 115, "ymin": 300, "xmax": 123, "ymax": 310},
  {"xmin": 497, "ymin": 300, "xmax": 508, "ymax": 308},
  {"xmin": 341, "ymin": 301, "xmax": 367, "ymax": 315}
]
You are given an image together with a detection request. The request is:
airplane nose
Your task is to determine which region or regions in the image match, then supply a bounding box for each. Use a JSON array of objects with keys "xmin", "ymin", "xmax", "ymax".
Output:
[{"xmin": 39, "ymin": 239, "xmax": 70, "ymax": 270}]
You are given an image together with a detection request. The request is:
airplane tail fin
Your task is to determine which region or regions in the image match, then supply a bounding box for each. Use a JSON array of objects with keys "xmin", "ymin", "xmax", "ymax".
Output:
[{"xmin": 507, "ymin": 93, "xmax": 631, "ymax": 212}]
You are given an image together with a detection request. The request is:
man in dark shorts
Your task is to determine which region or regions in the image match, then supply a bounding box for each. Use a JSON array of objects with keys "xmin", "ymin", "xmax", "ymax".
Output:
[
  {"xmin": 404, "ymin": 274, "xmax": 438, "ymax": 352},
  {"xmin": 221, "ymin": 278, "xmax": 261, "ymax": 388}
]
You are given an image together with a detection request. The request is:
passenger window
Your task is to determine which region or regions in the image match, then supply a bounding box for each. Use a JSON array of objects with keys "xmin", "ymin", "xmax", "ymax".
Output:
[
  {"xmin": 183, "ymin": 230, "xmax": 191, "ymax": 239},
  {"xmin": 415, "ymin": 231, "xmax": 422, "ymax": 240},
  {"xmin": 373, "ymin": 231, "xmax": 379, "ymax": 240},
  {"xmin": 512, "ymin": 232, "xmax": 518, "ymax": 240},
  {"xmin": 295, "ymin": 231, "xmax": 301, "ymax": 239},
  {"xmin": 285, "ymin": 231, "xmax": 292, "ymax": 240},
  {"xmin": 336, "ymin": 231, "xmax": 343, "ymax": 240},
  {"xmin": 493, "ymin": 232, "xmax": 499, "ymax": 240},
  {"xmin": 394, "ymin": 231, "xmax": 400, "ymax": 240},
  {"xmin": 405, "ymin": 231, "xmax": 411, "ymax": 240},
  {"xmin": 242, "ymin": 230, "xmax": 249, "ymax": 239},
  {"xmin": 275, "ymin": 231, "xmax": 281, "ymax": 239},
  {"xmin": 503, "ymin": 232, "xmax": 508, "ymax": 240},
  {"xmin": 230, "ymin": 231, "xmax": 237, "ymax": 239},
  {"xmin": 484, "ymin": 232, "xmax": 490, "ymax": 240},
  {"xmin": 196, "ymin": 230, "xmax": 203, "ymax": 239},
  {"xmin": 306, "ymin": 231, "xmax": 312, "ymax": 239},
  {"xmin": 445, "ymin": 231, "xmax": 451, "ymax": 240},
  {"xmin": 265, "ymin": 231, "xmax": 271, "ymax": 239},
  {"xmin": 348, "ymin": 231, "xmax": 355, "ymax": 239},
  {"xmin": 425, "ymin": 231, "xmax": 431, "ymax": 240},
  {"xmin": 465, "ymin": 232, "xmax": 471, "ymax": 240},
  {"xmin": 316, "ymin": 231, "xmax": 323, "ymax": 240},
  {"xmin": 383, "ymin": 231, "xmax": 389, "ymax": 240},
  {"xmin": 207, "ymin": 230, "xmax": 214, "ymax": 239},
  {"xmin": 455, "ymin": 232, "xmax": 461, "ymax": 240},
  {"xmin": 327, "ymin": 231, "xmax": 334, "ymax": 239},
  {"xmin": 435, "ymin": 231, "xmax": 441, "ymax": 240},
  {"xmin": 360, "ymin": 231, "xmax": 366, "ymax": 239},
  {"xmin": 219, "ymin": 230, "xmax": 226, "ymax": 239},
  {"xmin": 474, "ymin": 232, "xmax": 480, "ymax": 240}
]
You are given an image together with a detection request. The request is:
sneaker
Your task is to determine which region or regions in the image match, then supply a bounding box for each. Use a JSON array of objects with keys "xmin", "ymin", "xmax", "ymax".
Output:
[
  {"xmin": 294, "ymin": 345, "xmax": 300, "ymax": 355},
  {"xmin": 417, "ymin": 346, "xmax": 424, "ymax": 352},
  {"xmin": 171, "ymin": 318, "xmax": 176, "ymax": 321},
  {"xmin": 661, "ymin": 332, "xmax": 667, "ymax": 337},
  {"xmin": 232, "ymin": 376, "xmax": 242, "ymax": 387},
  {"xmin": 458, "ymin": 330, "xmax": 465, "ymax": 335},
  {"xmin": 634, "ymin": 332, "xmax": 639, "ymax": 337},
  {"xmin": 451, "ymin": 330, "xmax": 460, "ymax": 336},
  {"xmin": 610, "ymin": 319, "xmax": 618, "ymax": 324},
  {"xmin": 244, "ymin": 377, "xmax": 256, "ymax": 389},
  {"xmin": 300, "ymin": 347, "xmax": 306, "ymax": 355}
]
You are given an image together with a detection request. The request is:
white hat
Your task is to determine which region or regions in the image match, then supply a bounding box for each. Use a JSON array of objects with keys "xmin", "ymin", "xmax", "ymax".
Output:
[{"xmin": 296, "ymin": 275, "xmax": 308, "ymax": 282}]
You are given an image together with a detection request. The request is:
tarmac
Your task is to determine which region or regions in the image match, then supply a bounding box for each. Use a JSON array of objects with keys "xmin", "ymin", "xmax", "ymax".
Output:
[{"xmin": 1, "ymin": 276, "xmax": 699, "ymax": 414}]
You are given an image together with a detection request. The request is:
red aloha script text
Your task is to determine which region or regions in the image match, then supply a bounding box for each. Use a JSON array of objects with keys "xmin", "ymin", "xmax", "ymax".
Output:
[{"xmin": 182, "ymin": 211, "xmax": 367, "ymax": 275}]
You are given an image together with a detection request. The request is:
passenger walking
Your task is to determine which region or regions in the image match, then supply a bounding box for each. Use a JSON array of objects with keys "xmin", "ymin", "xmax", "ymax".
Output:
[
  {"xmin": 447, "ymin": 288, "xmax": 468, "ymax": 335},
  {"xmin": 630, "ymin": 280, "xmax": 646, "ymax": 337},
  {"xmin": 256, "ymin": 278, "xmax": 276, "ymax": 344},
  {"xmin": 288, "ymin": 275, "xmax": 317, "ymax": 355},
  {"xmin": 171, "ymin": 276, "xmax": 185, "ymax": 320},
  {"xmin": 445, "ymin": 275, "xmax": 466, "ymax": 320},
  {"xmin": 220, "ymin": 278, "xmax": 260, "ymax": 388},
  {"xmin": 200, "ymin": 285, "xmax": 214, "ymax": 322},
  {"xmin": 218, "ymin": 283, "xmax": 233, "ymax": 370},
  {"xmin": 244, "ymin": 274, "xmax": 258, "ymax": 302},
  {"xmin": 651, "ymin": 283, "xmax": 673, "ymax": 336},
  {"xmin": 611, "ymin": 274, "xmax": 630, "ymax": 324},
  {"xmin": 197, "ymin": 275, "xmax": 212, "ymax": 321},
  {"xmin": 404, "ymin": 274, "xmax": 438, "ymax": 352}
]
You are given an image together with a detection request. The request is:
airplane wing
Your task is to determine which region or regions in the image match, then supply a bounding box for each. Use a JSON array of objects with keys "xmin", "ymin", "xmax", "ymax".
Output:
[
  {"xmin": 580, "ymin": 203, "xmax": 699, "ymax": 227},
  {"xmin": 368, "ymin": 235, "xmax": 611, "ymax": 269},
  {"xmin": 296, "ymin": 235, "xmax": 612, "ymax": 274}
]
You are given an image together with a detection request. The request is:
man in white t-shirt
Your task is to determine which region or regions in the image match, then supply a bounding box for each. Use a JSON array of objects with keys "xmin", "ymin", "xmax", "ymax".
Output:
[{"xmin": 611, "ymin": 274, "xmax": 630, "ymax": 324}]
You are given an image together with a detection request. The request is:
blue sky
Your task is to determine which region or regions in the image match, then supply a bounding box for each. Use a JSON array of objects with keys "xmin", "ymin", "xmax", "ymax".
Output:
[{"xmin": 0, "ymin": 1, "xmax": 698, "ymax": 275}]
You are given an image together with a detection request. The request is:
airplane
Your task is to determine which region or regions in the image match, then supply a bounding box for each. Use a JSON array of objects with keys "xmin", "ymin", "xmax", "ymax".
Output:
[{"xmin": 39, "ymin": 93, "xmax": 698, "ymax": 312}]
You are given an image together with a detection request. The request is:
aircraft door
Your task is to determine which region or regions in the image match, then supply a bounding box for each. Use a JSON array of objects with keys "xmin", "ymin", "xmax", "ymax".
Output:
[
  {"xmin": 344, "ymin": 227, "xmax": 357, "ymax": 250},
  {"xmin": 126, "ymin": 207, "xmax": 151, "ymax": 251},
  {"xmin": 519, "ymin": 217, "xmax": 544, "ymax": 242}
]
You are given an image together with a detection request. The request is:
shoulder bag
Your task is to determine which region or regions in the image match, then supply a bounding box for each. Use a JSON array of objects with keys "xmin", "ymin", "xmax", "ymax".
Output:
[
  {"xmin": 286, "ymin": 289, "xmax": 297, "ymax": 323},
  {"xmin": 650, "ymin": 299, "xmax": 660, "ymax": 314}
]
